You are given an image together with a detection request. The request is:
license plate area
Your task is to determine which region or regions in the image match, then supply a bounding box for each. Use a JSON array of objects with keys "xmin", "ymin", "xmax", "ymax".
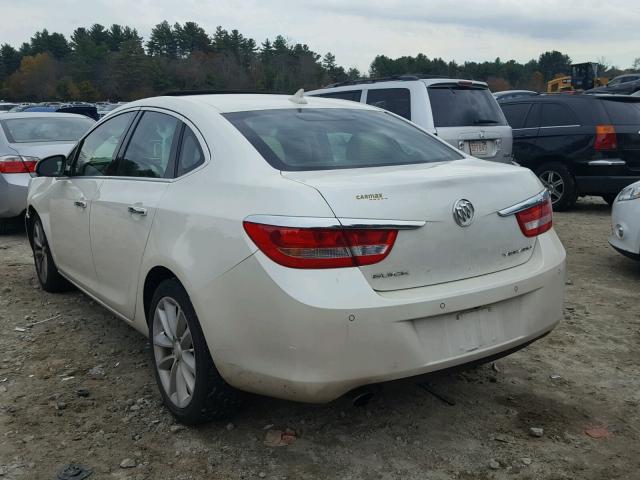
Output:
[
  {"xmin": 469, "ymin": 140, "xmax": 490, "ymax": 156},
  {"xmin": 413, "ymin": 302, "xmax": 509, "ymax": 358},
  {"xmin": 451, "ymin": 305, "xmax": 498, "ymax": 353}
]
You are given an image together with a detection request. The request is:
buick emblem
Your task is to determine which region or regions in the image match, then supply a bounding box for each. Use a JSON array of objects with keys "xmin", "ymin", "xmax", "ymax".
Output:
[{"xmin": 453, "ymin": 199, "xmax": 475, "ymax": 227}]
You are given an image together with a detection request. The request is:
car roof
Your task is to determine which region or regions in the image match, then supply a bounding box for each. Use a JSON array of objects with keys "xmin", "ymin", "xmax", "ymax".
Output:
[
  {"xmin": 0, "ymin": 112, "xmax": 92, "ymax": 120},
  {"xmin": 120, "ymin": 93, "xmax": 381, "ymax": 114},
  {"xmin": 307, "ymin": 78, "xmax": 487, "ymax": 95}
]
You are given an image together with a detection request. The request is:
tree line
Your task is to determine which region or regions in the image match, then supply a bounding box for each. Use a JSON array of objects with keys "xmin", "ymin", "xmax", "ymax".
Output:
[{"xmin": 0, "ymin": 21, "xmax": 637, "ymax": 101}]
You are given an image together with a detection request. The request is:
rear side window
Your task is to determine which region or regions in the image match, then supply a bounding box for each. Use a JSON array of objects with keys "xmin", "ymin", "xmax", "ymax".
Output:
[
  {"xmin": 315, "ymin": 90, "xmax": 362, "ymax": 102},
  {"xmin": 500, "ymin": 103, "xmax": 532, "ymax": 129},
  {"xmin": 540, "ymin": 103, "xmax": 578, "ymax": 127},
  {"xmin": 601, "ymin": 100, "xmax": 640, "ymax": 125},
  {"xmin": 177, "ymin": 127, "xmax": 205, "ymax": 176},
  {"xmin": 366, "ymin": 88, "xmax": 411, "ymax": 119},
  {"xmin": 118, "ymin": 111, "xmax": 181, "ymax": 178},
  {"xmin": 428, "ymin": 86, "xmax": 506, "ymax": 127},
  {"xmin": 224, "ymin": 108, "xmax": 463, "ymax": 171}
]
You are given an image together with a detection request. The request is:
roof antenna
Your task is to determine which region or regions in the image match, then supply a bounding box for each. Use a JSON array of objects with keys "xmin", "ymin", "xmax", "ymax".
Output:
[{"xmin": 288, "ymin": 88, "xmax": 307, "ymax": 105}]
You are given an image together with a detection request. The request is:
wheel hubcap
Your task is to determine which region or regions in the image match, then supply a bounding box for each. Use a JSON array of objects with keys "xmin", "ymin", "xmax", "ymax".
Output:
[
  {"xmin": 153, "ymin": 297, "xmax": 196, "ymax": 408},
  {"xmin": 539, "ymin": 170, "xmax": 564, "ymax": 204},
  {"xmin": 33, "ymin": 221, "xmax": 48, "ymax": 283}
]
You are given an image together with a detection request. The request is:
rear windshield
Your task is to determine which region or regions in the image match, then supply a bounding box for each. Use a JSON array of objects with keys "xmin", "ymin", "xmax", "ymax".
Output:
[
  {"xmin": 224, "ymin": 108, "xmax": 463, "ymax": 171},
  {"xmin": 428, "ymin": 85, "xmax": 507, "ymax": 127},
  {"xmin": 0, "ymin": 116, "xmax": 94, "ymax": 143},
  {"xmin": 601, "ymin": 99, "xmax": 640, "ymax": 125}
]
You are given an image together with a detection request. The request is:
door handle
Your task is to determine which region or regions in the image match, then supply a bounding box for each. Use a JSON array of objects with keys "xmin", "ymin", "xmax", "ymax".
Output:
[
  {"xmin": 74, "ymin": 200, "xmax": 87, "ymax": 208},
  {"xmin": 127, "ymin": 206, "xmax": 148, "ymax": 216}
]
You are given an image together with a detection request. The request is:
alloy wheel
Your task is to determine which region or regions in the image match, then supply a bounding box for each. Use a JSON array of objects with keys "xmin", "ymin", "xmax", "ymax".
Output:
[
  {"xmin": 539, "ymin": 170, "xmax": 565, "ymax": 204},
  {"xmin": 33, "ymin": 220, "xmax": 48, "ymax": 284},
  {"xmin": 153, "ymin": 297, "xmax": 196, "ymax": 408}
]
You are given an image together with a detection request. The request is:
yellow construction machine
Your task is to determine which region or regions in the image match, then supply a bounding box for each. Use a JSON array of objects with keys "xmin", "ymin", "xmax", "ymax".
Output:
[{"xmin": 546, "ymin": 62, "xmax": 608, "ymax": 93}]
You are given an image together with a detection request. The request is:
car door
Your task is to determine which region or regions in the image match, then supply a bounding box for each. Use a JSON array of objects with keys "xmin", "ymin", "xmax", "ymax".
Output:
[
  {"xmin": 48, "ymin": 111, "xmax": 136, "ymax": 292},
  {"xmin": 501, "ymin": 102, "xmax": 537, "ymax": 164},
  {"xmin": 534, "ymin": 102, "xmax": 584, "ymax": 162},
  {"xmin": 89, "ymin": 109, "xmax": 182, "ymax": 319}
]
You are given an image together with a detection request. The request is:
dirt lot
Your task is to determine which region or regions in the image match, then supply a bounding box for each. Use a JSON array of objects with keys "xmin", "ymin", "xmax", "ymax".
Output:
[{"xmin": 1, "ymin": 197, "xmax": 639, "ymax": 480}]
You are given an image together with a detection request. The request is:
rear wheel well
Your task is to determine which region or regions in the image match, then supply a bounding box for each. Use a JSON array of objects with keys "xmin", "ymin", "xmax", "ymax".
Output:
[
  {"xmin": 25, "ymin": 207, "xmax": 38, "ymax": 248},
  {"xmin": 143, "ymin": 267, "xmax": 178, "ymax": 324}
]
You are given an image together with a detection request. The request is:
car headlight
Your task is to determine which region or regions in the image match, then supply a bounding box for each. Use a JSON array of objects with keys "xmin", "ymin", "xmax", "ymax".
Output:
[{"xmin": 617, "ymin": 185, "xmax": 640, "ymax": 202}]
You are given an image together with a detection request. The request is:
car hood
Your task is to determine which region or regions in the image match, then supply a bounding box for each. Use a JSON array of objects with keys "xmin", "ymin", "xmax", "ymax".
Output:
[{"xmin": 7, "ymin": 141, "xmax": 76, "ymax": 159}]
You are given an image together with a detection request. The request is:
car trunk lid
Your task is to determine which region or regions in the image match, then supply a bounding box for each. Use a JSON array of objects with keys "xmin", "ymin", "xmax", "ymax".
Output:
[{"xmin": 283, "ymin": 159, "xmax": 543, "ymax": 291}]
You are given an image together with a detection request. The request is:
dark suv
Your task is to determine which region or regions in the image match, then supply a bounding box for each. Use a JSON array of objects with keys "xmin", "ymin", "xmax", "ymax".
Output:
[{"xmin": 499, "ymin": 95, "xmax": 640, "ymax": 210}]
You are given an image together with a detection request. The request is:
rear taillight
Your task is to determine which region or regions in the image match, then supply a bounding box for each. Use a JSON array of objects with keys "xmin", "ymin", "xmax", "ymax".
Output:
[
  {"xmin": 0, "ymin": 155, "xmax": 38, "ymax": 174},
  {"xmin": 595, "ymin": 125, "xmax": 617, "ymax": 151},
  {"xmin": 515, "ymin": 196, "xmax": 553, "ymax": 237},
  {"xmin": 243, "ymin": 222, "xmax": 398, "ymax": 269}
]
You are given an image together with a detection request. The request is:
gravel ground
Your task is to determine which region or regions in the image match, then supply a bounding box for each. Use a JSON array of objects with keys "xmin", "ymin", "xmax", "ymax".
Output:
[{"xmin": 1, "ymin": 197, "xmax": 639, "ymax": 480}]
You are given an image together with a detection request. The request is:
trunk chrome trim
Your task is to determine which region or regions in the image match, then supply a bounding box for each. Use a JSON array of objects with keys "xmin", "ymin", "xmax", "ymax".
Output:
[
  {"xmin": 497, "ymin": 190, "xmax": 549, "ymax": 217},
  {"xmin": 244, "ymin": 215, "xmax": 425, "ymax": 230},
  {"xmin": 338, "ymin": 218, "xmax": 426, "ymax": 230},
  {"xmin": 588, "ymin": 159, "xmax": 626, "ymax": 166}
]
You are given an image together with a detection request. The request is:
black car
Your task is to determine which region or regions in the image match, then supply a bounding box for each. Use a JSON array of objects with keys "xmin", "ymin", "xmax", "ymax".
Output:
[
  {"xmin": 500, "ymin": 94, "xmax": 640, "ymax": 210},
  {"xmin": 586, "ymin": 74, "xmax": 640, "ymax": 95}
]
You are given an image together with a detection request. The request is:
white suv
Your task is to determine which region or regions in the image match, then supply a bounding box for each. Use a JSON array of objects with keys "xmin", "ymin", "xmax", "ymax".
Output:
[{"xmin": 307, "ymin": 76, "xmax": 513, "ymax": 163}]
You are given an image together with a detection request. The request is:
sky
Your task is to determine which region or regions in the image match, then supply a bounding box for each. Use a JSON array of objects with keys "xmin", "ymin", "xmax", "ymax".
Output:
[{"xmin": 1, "ymin": 0, "xmax": 638, "ymax": 72}]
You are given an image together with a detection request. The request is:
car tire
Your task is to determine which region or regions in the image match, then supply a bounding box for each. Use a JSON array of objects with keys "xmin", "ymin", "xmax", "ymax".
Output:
[
  {"xmin": 602, "ymin": 194, "xmax": 617, "ymax": 206},
  {"xmin": 0, "ymin": 220, "xmax": 7, "ymax": 235},
  {"xmin": 149, "ymin": 278, "xmax": 245, "ymax": 424},
  {"xmin": 535, "ymin": 162, "xmax": 577, "ymax": 211},
  {"xmin": 31, "ymin": 216, "xmax": 72, "ymax": 292}
]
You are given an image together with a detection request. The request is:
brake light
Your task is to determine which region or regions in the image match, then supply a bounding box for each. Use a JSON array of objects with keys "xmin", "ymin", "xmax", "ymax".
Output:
[
  {"xmin": 243, "ymin": 222, "xmax": 398, "ymax": 269},
  {"xmin": 595, "ymin": 125, "xmax": 617, "ymax": 151},
  {"xmin": 0, "ymin": 155, "xmax": 38, "ymax": 174},
  {"xmin": 515, "ymin": 196, "xmax": 553, "ymax": 237}
]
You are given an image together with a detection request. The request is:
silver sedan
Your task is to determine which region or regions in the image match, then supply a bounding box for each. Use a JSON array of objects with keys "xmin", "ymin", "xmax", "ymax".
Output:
[{"xmin": 0, "ymin": 113, "xmax": 94, "ymax": 232}]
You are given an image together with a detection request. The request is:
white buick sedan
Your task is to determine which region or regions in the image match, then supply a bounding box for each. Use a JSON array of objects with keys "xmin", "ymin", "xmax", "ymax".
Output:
[{"xmin": 27, "ymin": 92, "xmax": 566, "ymax": 424}]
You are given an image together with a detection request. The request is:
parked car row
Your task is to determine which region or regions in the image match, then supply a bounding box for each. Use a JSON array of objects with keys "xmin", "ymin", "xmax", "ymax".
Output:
[
  {"xmin": 7, "ymin": 83, "xmax": 640, "ymax": 425},
  {"xmin": 0, "ymin": 101, "xmax": 127, "ymax": 119}
]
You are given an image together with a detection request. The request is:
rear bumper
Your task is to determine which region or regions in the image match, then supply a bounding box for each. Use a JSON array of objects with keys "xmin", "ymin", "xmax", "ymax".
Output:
[
  {"xmin": 575, "ymin": 175, "xmax": 640, "ymax": 195},
  {"xmin": 0, "ymin": 173, "xmax": 29, "ymax": 219},
  {"xmin": 194, "ymin": 230, "xmax": 566, "ymax": 403}
]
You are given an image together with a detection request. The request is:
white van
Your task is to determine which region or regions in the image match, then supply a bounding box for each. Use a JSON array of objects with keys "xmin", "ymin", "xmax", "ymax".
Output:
[{"xmin": 307, "ymin": 76, "xmax": 513, "ymax": 163}]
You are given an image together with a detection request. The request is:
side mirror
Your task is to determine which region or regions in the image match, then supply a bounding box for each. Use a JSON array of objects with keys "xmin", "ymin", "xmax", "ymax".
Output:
[{"xmin": 35, "ymin": 155, "xmax": 66, "ymax": 177}]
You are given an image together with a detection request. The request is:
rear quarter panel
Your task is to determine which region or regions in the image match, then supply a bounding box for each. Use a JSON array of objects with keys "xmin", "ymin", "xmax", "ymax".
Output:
[{"xmin": 132, "ymin": 113, "xmax": 337, "ymax": 332}]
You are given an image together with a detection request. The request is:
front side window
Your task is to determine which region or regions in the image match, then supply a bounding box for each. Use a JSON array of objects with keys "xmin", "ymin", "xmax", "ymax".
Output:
[
  {"xmin": 1, "ymin": 116, "xmax": 94, "ymax": 143},
  {"xmin": 315, "ymin": 90, "xmax": 362, "ymax": 102},
  {"xmin": 366, "ymin": 88, "xmax": 411, "ymax": 119},
  {"xmin": 428, "ymin": 85, "xmax": 507, "ymax": 127},
  {"xmin": 117, "ymin": 111, "xmax": 181, "ymax": 178},
  {"xmin": 73, "ymin": 112, "xmax": 135, "ymax": 177},
  {"xmin": 224, "ymin": 108, "xmax": 463, "ymax": 171},
  {"xmin": 540, "ymin": 103, "xmax": 578, "ymax": 127}
]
